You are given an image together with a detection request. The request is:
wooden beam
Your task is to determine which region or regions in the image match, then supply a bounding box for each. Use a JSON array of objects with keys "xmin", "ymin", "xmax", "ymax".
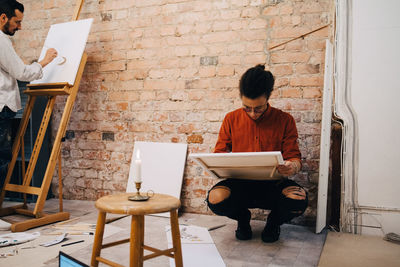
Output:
[
  {"xmin": 269, "ymin": 24, "xmax": 330, "ymax": 50},
  {"xmin": 96, "ymin": 257, "xmax": 125, "ymax": 267},
  {"xmin": 4, "ymin": 184, "xmax": 42, "ymax": 195},
  {"xmin": 72, "ymin": 0, "xmax": 84, "ymax": 21},
  {"xmin": 10, "ymin": 212, "xmax": 70, "ymax": 232},
  {"xmin": 102, "ymin": 238, "xmax": 130, "ymax": 249},
  {"xmin": 0, "ymin": 204, "xmax": 25, "ymax": 216},
  {"xmin": 142, "ymin": 246, "xmax": 175, "ymax": 260}
]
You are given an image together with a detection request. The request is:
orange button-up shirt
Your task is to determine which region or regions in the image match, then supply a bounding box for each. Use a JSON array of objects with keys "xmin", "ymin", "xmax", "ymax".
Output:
[{"xmin": 214, "ymin": 105, "xmax": 301, "ymax": 162}]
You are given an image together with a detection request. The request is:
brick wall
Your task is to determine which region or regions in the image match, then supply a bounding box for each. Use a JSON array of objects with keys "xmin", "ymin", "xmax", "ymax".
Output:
[{"xmin": 14, "ymin": 0, "xmax": 333, "ymax": 225}]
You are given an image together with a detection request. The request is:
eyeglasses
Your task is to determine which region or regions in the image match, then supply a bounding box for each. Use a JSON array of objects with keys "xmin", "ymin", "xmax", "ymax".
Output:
[{"xmin": 242, "ymin": 102, "xmax": 267, "ymax": 114}]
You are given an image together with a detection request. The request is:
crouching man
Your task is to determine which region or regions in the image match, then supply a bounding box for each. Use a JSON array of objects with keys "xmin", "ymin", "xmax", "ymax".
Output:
[{"xmin": 206, "ymin": 64, "xmax": 308, "ymax": 242}]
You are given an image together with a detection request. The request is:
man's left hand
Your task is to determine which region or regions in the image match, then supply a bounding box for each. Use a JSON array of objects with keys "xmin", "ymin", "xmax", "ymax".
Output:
[{"xmin": 277, "ymin": 161, "xmax": 299, "ymax": 176}]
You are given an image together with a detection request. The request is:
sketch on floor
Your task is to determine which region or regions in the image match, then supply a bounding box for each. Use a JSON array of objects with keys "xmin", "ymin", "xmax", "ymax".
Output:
[
  {"xmin": 0, "ymin": 231, "xmax": 40, "ymax": 247},
  {"xmin": 126, "ymin": 142, "xmax": 188, "ymax": 217},
  {"xmin": 165, "ymin": 225, "xmax": 214, "ymax": 244},
  {"xmin": 166, "ymin": 225, "xmax": 225, "ymax": 267},
  {"xmin": 30, "ymin": 18, "xmax": 93, "ymax": 86}
]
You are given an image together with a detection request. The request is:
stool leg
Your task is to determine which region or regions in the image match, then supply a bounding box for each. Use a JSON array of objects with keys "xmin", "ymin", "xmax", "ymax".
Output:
[
  {"xmin": 91, "ymin": 211, "xmax": 106, "ymax": 267},
  {"xmin": 130, "ymin": 215, "xmax": 144, "ymax": 267},
  {"xmin": 170, "ymin": 209, "xmax": 183, "ymax": 267}
]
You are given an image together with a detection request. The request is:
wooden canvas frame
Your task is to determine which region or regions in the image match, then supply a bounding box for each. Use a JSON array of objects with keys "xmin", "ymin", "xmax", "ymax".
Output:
[{"xmin": 190, "ymin": 152, "xmax": 284, "ymax": 180}]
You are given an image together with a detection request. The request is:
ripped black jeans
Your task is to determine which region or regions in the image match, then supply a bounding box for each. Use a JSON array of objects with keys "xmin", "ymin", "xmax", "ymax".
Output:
[
  {"xmin": 206, "ymin": 178, "xmax": 308, "ymax": 227},
  {"xmin": 0, "ymin": 107, "xmax": 16, "ymax": 188}
]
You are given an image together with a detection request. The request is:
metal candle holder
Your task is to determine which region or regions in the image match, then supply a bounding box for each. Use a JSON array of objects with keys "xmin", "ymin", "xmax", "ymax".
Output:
[{"xmin": 128, "ymin": 182, "xmax": 150, "ymax": 201}]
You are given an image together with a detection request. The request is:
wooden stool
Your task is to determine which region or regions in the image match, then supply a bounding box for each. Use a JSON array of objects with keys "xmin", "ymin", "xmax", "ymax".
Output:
[{"xmin": 91, "ymin": 193, "xmax": 183, "ymax": 267}]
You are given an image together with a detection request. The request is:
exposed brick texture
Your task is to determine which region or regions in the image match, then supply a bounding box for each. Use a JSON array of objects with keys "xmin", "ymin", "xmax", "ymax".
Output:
[{"xmin": 13, "ymin": 0, "xmax": 333, "ymax": 226}]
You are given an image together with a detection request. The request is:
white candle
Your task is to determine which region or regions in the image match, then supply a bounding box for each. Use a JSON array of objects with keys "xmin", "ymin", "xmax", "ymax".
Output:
[{"xmin": 134, "ymin": 149, "xmax": 142, "ymax": 183}]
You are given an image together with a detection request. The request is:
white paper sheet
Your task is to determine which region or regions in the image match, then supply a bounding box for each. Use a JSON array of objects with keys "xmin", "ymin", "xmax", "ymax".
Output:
[{"xmin": 166, "ymin": 225, "xmax": 225, "ymax": 267}]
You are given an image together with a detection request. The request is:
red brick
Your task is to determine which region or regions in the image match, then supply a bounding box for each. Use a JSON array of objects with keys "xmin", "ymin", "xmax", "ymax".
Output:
[
  {"xmin": 285, "ymin": 39, "xmax": 305, "ymax": 51},
  {"xmin": 280, "ymin": 4, "xmax": 294, "ymax": 15},
  {"xmin": 219, "ymin": 55, "xmax": 241, "ymax": 65},
  {"xmin": 217, "ymin": 66, "xmax": 234, "ymax": 76},
  {"xmin": 99, "ymin": 61, "xmax": 126, "ymax": 72},
  {"xmin": 271, "ymin": 64, "xmax": 293, "ymax": 76},
  {"xmin": 244, "ymin": 54, "xmax": 267, "ymax": 65},
  {"xmin": 271, "ymin": 26, "xmax": 311, "ymax": 39},
  {"xmin": 290, "ymin": 76, "xmax": 324, "ymax": 87},
  {"xmin": 241, "ymin": 7, "xmax": 259, "ymax": 18},
  {"xmin": 201, "ymin": 31, "xmax": 239, "ymax": 44},
  {"xmin": 296, "ymin": 64, "xmax": 320, "ymax": 74},
  {"xmin": 230, "ymin": 20, "xmax": 249, "ymax": 30},
  {"xmin": 262, "ymin": 6, "xmax": 278, "ymax": 16},
  {"xmin": 199, "ymin": 66, "xmax": 216, "ymax": 78},
  {"xmin": 303, "ymin": 87, "xmax": 322, "ymax": 98},
  {"xmin": 282, "ymin": 87, "xmax": 302, "ymax": 98},
  {"xmin": 249, "ymin": 19, "xmax": 267, "ymax": 29},
  {"xmin": 275, "ymin": 77, "xmax": 289, "ymax": 88},
  {"xmin": 43, "ymin": 0, "xmax": 56, "ymax": 9},
  {"xmin": 108, "ymin": 91, "xmax": 140, "ymax": 101},
  {"xmin": 187, "ymin": 134, "xmax": 204, "ymax": 144},
  {"xmin": 270, "ymin": 52, "xmax": 310, "ymax": 63},
  {"xmin": 144, "ymin": 79, "xmax": 176, "ymax": 90},
  {"xmin": 159, "ymin": 123, "xmax": 176, "ymax": 133},
  {"xmin": 220, "ymin": 10, "xmax": 241, "ymax": 19},
  {"xmin": 307, "ymin": 39, "xmax": 326, "ymax": 50},
  {"xmin": 240, "ymin": 29, "xmax": 268, "ymax": 41},
  {"xmin": 300, "ymin": 2, "xmax": 325, "ymax": 13}
]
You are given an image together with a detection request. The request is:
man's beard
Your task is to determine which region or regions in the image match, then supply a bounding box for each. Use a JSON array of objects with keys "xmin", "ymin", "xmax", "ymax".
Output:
[{"xmin": 3, "ymin": 21, "xmax": 17, "ymax": 36}]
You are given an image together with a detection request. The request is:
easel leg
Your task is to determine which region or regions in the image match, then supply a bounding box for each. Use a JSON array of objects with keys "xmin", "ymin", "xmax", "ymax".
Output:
[
  {"xmin": 33, "ymin": 53, "xmax": 87, "ymax": 216},
  {"xmin": 0, "ymin": 95, "xmax": 36, "ymax": 208},
  {"xmin": 58, "ymin": 150, "xmax": 63, "ymax": 212}
]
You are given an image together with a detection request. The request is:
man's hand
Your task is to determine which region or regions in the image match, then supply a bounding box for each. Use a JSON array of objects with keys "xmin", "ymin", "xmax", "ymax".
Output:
[
  {"xmin": 38, "ymin": 48, "xmax": 58, "ymax": 68},
  {"xmin": 277, "ymin": 160, "xmax": 300, "ymax": 176}
]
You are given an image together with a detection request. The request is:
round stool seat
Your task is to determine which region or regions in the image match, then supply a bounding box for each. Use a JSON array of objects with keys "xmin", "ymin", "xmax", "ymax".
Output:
[{"xmin": 95, "ymin": 193, "xmax": 181, "ymax": 215}]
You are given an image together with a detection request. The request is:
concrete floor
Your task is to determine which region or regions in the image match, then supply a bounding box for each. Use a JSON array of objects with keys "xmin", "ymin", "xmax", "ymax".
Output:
[{"xmin": 1, "ymin": 198, "xmax": 327, "ymax": 267}]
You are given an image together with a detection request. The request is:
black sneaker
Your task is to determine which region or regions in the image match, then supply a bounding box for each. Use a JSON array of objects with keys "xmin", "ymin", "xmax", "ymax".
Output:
[
  {"xmin": 261, "ymin": 224, "xmax": 280, "ymax": 243},
  {"xmin": 235, "ymin": 224, "xmax": 252, "ymax": 240}
]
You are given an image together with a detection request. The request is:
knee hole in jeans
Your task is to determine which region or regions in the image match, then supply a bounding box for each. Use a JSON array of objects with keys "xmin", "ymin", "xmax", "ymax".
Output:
[
  {"xmin": 208, "ymin": 186, "xmax": 231, "ymax": 205},
  {"xmin": 282, "ymin": 186, "xmax": 306, "ymax": 200}
]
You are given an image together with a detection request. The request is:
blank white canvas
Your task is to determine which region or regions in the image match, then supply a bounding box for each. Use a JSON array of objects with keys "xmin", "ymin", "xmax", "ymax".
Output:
[
  {"xmin": 190, "ymin": 151, "xmax": 284, "ymax": 180},
  {"xmin": 31, "ymin": 18, "xmax": 93, "ymax": 86},
  {"xmin": 126, "ymin": 142, "xmax": 188, "ymax": 217},
  {"xmin": 316, "ymin": 40, "xmax": 333, "ymax": 233}
]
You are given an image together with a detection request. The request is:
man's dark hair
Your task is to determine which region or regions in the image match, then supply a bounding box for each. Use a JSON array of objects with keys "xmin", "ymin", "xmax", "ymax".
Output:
[
  {"xmin": 0, "ymin": 0, "xmax": 24, "ymax": 18},
  {"xmin": 239, "ymin": 64, "xmax": 275, "ymax": 100}
]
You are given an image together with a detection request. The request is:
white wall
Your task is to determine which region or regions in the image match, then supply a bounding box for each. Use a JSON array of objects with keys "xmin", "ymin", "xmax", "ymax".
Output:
[{"xmin": 350, "ymin": 0, "xmax": 400, "ymax": 235}]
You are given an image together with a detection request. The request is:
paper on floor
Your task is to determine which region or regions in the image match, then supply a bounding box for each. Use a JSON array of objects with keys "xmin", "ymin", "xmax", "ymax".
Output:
[
  {"xmin": 0, "ymin": 219, "xmax": 11, "ymax": 231},
  {"xmin": 0, "ymin": 232, "xmax": 40, "ymax": 247},
  {"xmin": 166, "ymin": 225, "xmax": 226, "ymax": 267}
]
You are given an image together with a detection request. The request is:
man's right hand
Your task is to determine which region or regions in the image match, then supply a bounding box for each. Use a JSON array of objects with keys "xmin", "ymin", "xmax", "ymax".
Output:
[{"xmin": 38, "ymin": 48, "xmax": 58, "ymax": 68}]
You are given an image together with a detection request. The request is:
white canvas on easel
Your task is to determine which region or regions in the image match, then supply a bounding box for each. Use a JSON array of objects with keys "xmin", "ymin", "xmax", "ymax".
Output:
[
  {"xmin": 126, "ymin": 142, "xmax": 188, "ymax": 217},
  {"xmin": 190, "ymin": 151, "xmax": 284, "ymax": 180},
  {"xmin": 30, "ymin": 18, "xmax": 93, "ymax": 86}
]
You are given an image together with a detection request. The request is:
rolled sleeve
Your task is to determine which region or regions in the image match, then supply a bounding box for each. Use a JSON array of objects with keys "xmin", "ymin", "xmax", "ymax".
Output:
[
  {"xmin": 0, "ymin": 33, "xmax": 43, "ymax": 82},
  {"xmin": 214, "ymin": 114, "xmax": 232, "ymax": 153}
]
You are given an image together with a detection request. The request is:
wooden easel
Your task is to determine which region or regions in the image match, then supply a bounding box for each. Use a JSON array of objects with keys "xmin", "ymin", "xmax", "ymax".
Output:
[{"xmin": 0, "ymin": 0, "xmax": 86, "ymax": 232}]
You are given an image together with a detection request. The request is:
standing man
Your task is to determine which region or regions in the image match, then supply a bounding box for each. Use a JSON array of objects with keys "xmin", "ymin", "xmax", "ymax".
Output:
[
  {"xmin": 0, "ymin": 0, "xmax": 57, "ymax": 185},
  {"xmin": 206, "ymin": 64, "xmax": 308, "ymax": 243}
]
